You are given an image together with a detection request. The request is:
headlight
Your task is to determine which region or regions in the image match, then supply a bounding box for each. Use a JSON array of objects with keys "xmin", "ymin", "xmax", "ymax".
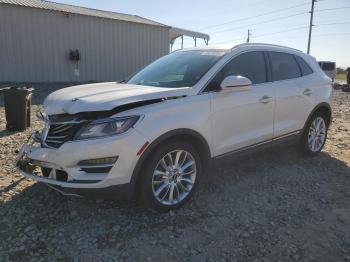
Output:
[{"xmin": 74, "ymin": 116, "xmax": 140, "ymax": 140}]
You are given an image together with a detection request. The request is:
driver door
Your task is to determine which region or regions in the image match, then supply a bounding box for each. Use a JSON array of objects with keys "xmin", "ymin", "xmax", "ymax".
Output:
[{"xmin": 208, "ymin": 51, "xmax": 275, "ymax": 156}]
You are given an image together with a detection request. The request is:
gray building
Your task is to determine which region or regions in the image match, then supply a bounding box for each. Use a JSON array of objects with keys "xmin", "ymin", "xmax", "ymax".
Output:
[{"xmin": 0, "ymin": 0, "xmax": 209, "ymax": 84}]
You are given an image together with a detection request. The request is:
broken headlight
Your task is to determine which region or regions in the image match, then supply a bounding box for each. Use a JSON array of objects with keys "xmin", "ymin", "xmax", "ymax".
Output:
[{"xmin": 74, "ymin": 116, "xmax": 140, "ymax": 140}]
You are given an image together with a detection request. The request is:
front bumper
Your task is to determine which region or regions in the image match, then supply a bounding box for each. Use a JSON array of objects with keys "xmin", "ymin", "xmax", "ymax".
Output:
[
  {"xmin": 16, "ymin": 129, "xmax": 148, "ymax": 196},
  {"xmin": 18, "ymin": 165, "xmax": 133, "ymax": 199}
]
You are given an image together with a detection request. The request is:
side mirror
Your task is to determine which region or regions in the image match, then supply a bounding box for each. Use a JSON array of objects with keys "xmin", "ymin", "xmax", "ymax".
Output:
[{"xmin": 220, "ymin": 75, "xmax": 252, "ymax": 92}]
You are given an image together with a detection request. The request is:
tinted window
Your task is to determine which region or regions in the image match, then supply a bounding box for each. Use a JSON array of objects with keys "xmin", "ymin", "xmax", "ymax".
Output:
[
  {"xmin": 269, "ymin": 52, "xmax": 301, "ymax": 81},
  {"xmin": 127, "ymin": 50, "xmax": 225, "ymax": 88},
  {"xmin": 295, "ymin": 56, "xmax": 313, "ymax": 76},
  {"xmin": 206, "ymin": 51, "xmax": 267, "ymax": 91}
]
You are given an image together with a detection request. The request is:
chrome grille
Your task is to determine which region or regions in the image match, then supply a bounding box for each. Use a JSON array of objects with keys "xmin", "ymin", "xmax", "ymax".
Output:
[
  {"xmin": 41, "ymin": 116, "xmax": 85, "ymax": 149},
  {"xmin": 44, "ymin": 123, "xmax": 76, "ymax": 148},
  {"xmin": 37, "ymin": 112, "xmax": 92, "ymax": 149}
]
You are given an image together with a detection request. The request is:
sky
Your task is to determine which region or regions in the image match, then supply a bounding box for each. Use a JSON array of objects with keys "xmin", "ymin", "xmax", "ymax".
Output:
[{"xmin": 53, "ymin": 0, "xmax": 350, "ymax": 68}]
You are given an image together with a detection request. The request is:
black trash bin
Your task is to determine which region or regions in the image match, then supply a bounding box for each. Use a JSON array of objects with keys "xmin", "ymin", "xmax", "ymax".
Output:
[{"xmin": 1, "ymin": 86, "xmax": 34, "ymax": 131}]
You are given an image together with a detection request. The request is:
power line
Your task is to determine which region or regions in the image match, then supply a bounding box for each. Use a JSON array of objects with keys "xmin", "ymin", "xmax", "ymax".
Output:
[
  {"xmin": 315, "ymin": 0, "xmax": 347, "ymax": 3},
  {"xmin": 307, "ymin": 0, "xmax": 350, "ymax": 54},
  {"xmin": 193, "ymin": 1, "xmax": 350, "ymax": 49},
  {"xmin": 252, "ymin": 32, "xmax": 350, "ymax": 40},
  {"xmin": 316, "ymin": 21, "xmax": 350, "ymax": 26},
  {"xmin": 196, "ymin": 27, "xmax": 350, "ymax": 48},
  {"xmin": 251, "ymin": 21, "xmax": 350, "ymax": 39},
  {"xmin": 206, "ymin": 26, "xmax": 308, "ymax": 46},
  {"xmin": 213, "ymin": 20, "xmax": 350, "ymax": 45},
  {"xmin": 207, "ymin": 6, "xmax": 350, "ymax": 36},
  {"xmin": 197, "ymin": 1, "xmax": 310, "ymax": 31},
  {"xmin": 313, "ymin": 32, "xmax": 350, "ymax": 37},
  {"xmin": 315, "ymin": 6, "xmax": 350, "ymax": 12},
  {"xmin": 200, "ymin": 4, "xmax": 350, "ymax": 33},
  {"xmin": 254, "ymin": 26, "xmax": 308, "ymax": 38},
  {"xmin": 173, "ymin": 0, "xmax": 268, "ymax": 28},
  {"xmin": 209, "ymin": 11, "xmax": 308, "ymax": 35}
]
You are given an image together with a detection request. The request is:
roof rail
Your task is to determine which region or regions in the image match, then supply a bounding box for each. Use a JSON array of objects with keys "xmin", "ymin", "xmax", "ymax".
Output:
[{"xmin": 231, "ymin": 43, "xmax": 302, "ymax": 53}]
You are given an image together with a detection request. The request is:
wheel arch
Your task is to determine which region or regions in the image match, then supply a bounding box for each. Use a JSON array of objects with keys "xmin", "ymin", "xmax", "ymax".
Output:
[
  {"xmin": 130, "ymin": 128, "xmax": 211, "ymax": 194},
  {"xmin": 303, "ymin": 102, "xmax": 332, "ymax": 131}
]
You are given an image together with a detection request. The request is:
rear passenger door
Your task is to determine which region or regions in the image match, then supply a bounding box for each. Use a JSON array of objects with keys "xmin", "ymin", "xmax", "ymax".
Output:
[
  {"xmin": 209, "ymin": 51, "xmax": 275, "ymax": 156},
  {"xmin": 268, "ymin": 51, "xmax": 316, "ymax": 138}
]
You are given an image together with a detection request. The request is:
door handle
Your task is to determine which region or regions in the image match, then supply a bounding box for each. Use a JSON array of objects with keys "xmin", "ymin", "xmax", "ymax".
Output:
[
  {"xmin": 259, "ymin": 95, "xmax": 272, "ymax": 104},
  {"xmin": 303, "ymin": 88, "xmax": 313, "ymax": 96}
]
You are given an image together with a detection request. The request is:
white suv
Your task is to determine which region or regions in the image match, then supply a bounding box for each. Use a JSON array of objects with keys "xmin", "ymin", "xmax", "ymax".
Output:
[{"xmin": 17, "ymin": 43, "xmax": 332, "ymax": 211}]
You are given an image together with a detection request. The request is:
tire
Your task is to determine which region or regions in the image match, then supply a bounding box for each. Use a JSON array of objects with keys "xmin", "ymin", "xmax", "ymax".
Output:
[
  {"xmin": 138, "ymin": 140, "xmax": 202, "ymax": 212},
  {"xmin": 299, "ymin": 112, "xmax": 328, "ymax": 156}
]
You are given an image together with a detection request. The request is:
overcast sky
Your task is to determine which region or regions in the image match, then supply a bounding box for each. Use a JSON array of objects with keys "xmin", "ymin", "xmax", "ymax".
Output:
[{"xmin": 54, "ymin": 0, "xmax": 350, "ymax": 67}]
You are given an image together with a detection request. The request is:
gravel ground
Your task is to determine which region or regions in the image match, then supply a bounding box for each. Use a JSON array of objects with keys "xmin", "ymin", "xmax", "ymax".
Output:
[{"xmin": 0, "ymin": 91, "xmax": 349, "ymax": 262}]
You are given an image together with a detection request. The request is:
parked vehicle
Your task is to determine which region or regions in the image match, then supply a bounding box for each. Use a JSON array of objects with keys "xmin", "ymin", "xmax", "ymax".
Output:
[
  {"xmin": 17, "ymin": 43, "xmax": 332, "ymax": 211},
  {"xmin": 318, "ymin": 61, "xmax": 336, "ymax": 81},
  {"xmin": 342, "ymin": 84, "xmax": 350, "ymax": 92}
]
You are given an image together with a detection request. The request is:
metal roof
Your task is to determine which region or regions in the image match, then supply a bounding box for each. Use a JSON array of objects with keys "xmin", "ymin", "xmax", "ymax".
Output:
[
  {"xmin": 169, "ymin": 27, "xmax": 210, "ymax": 44},
  {"xmin": 0, "ymin": 0, "xmax": 168, "ymax": 27}
]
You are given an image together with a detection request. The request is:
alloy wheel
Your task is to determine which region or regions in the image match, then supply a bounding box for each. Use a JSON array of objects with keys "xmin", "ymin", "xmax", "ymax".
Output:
[
  {"xmin": 151, "ymin": 150, "xmax": 197, "ymax": 206},
  {"xmin": 308, "ymin": 117, "xmax": 326, "ymax": 152}
]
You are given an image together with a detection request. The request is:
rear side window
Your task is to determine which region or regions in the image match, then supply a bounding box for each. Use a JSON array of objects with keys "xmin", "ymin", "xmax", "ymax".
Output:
[
  {"xmin": 269, "ymin": 52, "xmax": 301, "ymax": 81},
  {"xmin": 295, "ymin": 56, "xmax": 313, "ymax": 76}
]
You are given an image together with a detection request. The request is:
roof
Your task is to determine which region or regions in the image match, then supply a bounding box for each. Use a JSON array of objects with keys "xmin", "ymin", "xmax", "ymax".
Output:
[
  {"xmin": 232, "ymin": 43, "xmax": 303, "ymax": 53},
  {"xmin": 173, "ymin": 47, "xmax": 230, "ymax": 53},
  {"xmin": 0, "ymin": 0, "xmax": 168, "ymax": 27},
  {"xmin": 169, "ymin": 27, "xmax": 210, "ymax": 44}
]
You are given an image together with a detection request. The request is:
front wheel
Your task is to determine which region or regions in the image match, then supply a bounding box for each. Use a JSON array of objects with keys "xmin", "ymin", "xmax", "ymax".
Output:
[
  {"xmin": 299, "ymin": 112, "xmax": 328, "ymax": 156},
  {"xmin": 138, "ymin": 141, "xmax": 202, "ymax": 212}
]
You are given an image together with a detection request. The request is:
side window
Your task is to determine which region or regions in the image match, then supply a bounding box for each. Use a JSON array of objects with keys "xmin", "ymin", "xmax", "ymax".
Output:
[
  {"xmin": 269, "ymin": 52, "xmax": 301, "ymax": 81},
  {"xmin": 206, "ymin": 51, "xmax": 267, "ymax": 91},
  {"xmin": 295, "ymin": 55, "xmax": 313, "ymax": 76}
]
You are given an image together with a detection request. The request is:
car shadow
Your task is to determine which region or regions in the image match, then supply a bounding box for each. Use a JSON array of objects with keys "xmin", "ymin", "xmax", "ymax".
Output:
[{"xmin": 2, "ymin": 144, "xmax": 349, "ymax": 215}]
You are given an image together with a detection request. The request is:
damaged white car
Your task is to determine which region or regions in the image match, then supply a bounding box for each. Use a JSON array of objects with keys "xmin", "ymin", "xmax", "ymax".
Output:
[{"xmin": 17, "ymin": 43, "xmax": 332, "ymax": 211}]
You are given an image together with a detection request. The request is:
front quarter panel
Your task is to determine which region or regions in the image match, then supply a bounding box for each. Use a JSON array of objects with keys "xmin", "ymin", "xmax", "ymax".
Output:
[{"xmin": 121, "ymin": 94, "xmax": 213, "ymax": 156}]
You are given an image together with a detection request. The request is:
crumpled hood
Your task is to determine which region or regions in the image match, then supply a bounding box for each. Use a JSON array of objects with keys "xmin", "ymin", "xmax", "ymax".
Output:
[{"xmin": 43, "ymin": 82, "xmax": 191, "ymax": 115}]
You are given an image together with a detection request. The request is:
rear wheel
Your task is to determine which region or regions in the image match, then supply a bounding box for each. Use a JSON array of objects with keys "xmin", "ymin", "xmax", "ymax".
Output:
[
  {"xmin": 299, "ymin": 112, "xmax": 328, "ymax": 156},
  {"xmin": 138, "ymin": 140, "xmax": 201, "ymax": 212}
]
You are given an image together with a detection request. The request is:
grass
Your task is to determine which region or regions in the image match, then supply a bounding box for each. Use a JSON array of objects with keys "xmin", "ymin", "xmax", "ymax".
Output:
[{"xmin": 336, "ymin": 73, "xmax": 346, "ymax": 81}]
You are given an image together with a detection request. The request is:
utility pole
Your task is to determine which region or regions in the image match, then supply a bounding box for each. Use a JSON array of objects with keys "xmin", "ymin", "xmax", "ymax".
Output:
[
  {"xmin": 246, "ymin": 29, "xmax": 251, "ymax": 43},
  {"xmin": 307, "ymin": 0, "xmax": 316, "ymax": 54}
]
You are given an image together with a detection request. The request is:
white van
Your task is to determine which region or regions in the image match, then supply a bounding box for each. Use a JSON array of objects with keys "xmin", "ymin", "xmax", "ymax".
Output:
[{"xmin": 318, "ymin": 61, "xmax": 336, "ymax": 81}]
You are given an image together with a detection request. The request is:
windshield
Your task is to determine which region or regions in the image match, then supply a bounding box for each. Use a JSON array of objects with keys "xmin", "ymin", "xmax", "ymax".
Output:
[{"xmin": 127, "ymin": 50, "xmax": 226, "ymax": 88}]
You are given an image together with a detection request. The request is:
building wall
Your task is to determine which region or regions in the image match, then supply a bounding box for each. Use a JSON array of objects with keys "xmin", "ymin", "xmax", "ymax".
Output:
[{"xmin": 0, "ymin": 5, "xmax": 169, "ymax": 82}]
